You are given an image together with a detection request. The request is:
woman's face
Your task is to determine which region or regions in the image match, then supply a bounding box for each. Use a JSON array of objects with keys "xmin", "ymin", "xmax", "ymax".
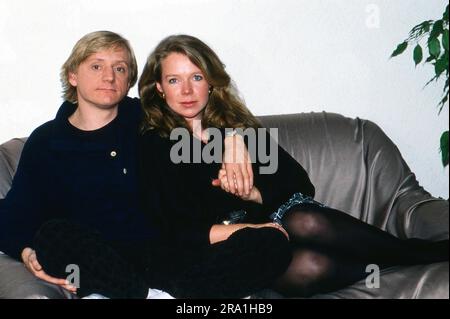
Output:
[{"xmin": 157, "ymin": 53, "xmax": 210, "ymax": 126}]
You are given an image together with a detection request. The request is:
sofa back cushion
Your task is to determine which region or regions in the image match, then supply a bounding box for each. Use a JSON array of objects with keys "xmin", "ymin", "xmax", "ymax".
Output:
[
  {"xmin": 257, "ymin": 112, "xmax": 428, "ymax": 230},
  {"xmin": 0, "ymin": 138, "xmax": 26, "ymax": 199}
]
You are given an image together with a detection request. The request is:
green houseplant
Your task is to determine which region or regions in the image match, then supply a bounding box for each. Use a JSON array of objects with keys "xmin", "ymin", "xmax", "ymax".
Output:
[{"xmin": 391, "ymin": 4, "xmax": 449, "ymax": 167}]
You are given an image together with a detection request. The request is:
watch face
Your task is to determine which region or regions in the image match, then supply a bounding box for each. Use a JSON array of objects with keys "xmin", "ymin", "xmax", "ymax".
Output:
[{"xmin": 222, "ymin": 210, "xmax": 247, "ymax": 224}]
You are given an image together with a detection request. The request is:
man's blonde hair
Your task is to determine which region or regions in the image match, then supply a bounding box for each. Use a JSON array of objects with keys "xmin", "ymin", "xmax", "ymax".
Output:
[{"xmin": 60, "ymin": 31, "xmax": 138, "ymax": 103}]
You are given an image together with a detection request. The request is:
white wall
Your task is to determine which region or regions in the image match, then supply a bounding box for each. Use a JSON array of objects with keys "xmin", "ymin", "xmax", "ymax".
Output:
[{"xmin": 1, "ymin": 0, "xmax": 448, "ymax": 198}]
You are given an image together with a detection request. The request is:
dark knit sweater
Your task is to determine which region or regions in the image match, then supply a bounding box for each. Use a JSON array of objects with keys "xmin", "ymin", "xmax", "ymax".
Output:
[
  {"xmin": 138, "ymin": 128, "xmax": 315, "ymax": 251},
  {"xmin": 0, "ymin": 97, "xmax": 159, "ymax": 260}
]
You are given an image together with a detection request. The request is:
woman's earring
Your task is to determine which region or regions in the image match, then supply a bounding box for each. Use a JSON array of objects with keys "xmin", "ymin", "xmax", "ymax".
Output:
[
  {"xmin": 208, "ymin": 87, "xmax": 213, "ymax": 94},
  {"xmin": 162, "ymin": 92, "xmax": 166, "ymax": 99}
]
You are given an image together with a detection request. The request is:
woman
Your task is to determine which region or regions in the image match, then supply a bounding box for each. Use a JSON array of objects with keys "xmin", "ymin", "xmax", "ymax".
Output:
[{"xmin": 138, "ymin": 34, "xmax": 449, "ymax": 298}]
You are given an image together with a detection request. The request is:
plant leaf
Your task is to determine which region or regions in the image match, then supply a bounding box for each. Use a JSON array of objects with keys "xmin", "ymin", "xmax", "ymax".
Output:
[
  {"xmin": 409, "ymin": 20, "xmax": 433, "ymax": 40},
  {"xmin": 424, "ymin": 75, "xmax": 438, "ymax": 88},
  {"xmin": 435, "ymin": 55, "xmax": 448, "ymax": 78},
  {"xmin": 425, "ymin": 55, "xmax": 436, "ymax": 62},
  {"xmin": 438, "ymin": 93, "xmax": 448, "ymax": 114},
  {"xmin": 443, "ymin": 29, "xmax": 449, "ymax": 51},
  {"xmin": 391, "ymin": 41, "xmax": 408, "ymax": 58},
  {"xmin": 430, "ymin": 20, "xmax": 444, "ymax": 38},
  {"xmin": 413, "ymin": 44, "xmax": 423, "ymax": 66},
  {"xmin": 440, "ymin": 131, "xmax": 449, "ymax": 167},
  {"xmin": 443, "ymin": 4, "xmax": 449, "ymax": 22},
  {"xmin": 438, "ymin": 80, "xmax": 449, "ymax": 113},
  {"xmin": 428, "ymin": 37, "xmax": 441, "ymax": 57}
]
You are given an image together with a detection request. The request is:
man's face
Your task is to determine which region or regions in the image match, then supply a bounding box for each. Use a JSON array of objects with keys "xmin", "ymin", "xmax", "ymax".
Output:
[{"xmin": 69, "ymin": 47, "xmax": 130, "ymax": 110}]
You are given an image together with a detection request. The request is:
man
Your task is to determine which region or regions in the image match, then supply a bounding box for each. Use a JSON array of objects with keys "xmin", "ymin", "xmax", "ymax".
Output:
[
  {"xmin": 0, "ymin": 31, "xmax": 145, "ymax": 297},
  {"xmin": 0, "ymin": 31, "xmax": 253, "ymax": 298}
]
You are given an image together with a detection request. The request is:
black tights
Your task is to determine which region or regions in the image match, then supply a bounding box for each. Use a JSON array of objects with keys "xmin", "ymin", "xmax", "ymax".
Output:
[{"xmin": 273, "ymin": 205, "xmax": 449, "ymax": 297}]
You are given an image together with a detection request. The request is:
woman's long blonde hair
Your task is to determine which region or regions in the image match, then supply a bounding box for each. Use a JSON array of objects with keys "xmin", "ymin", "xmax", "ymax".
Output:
[{"xmin": 138, "ymin": 34, "xmax": 260, "ymax": 137}]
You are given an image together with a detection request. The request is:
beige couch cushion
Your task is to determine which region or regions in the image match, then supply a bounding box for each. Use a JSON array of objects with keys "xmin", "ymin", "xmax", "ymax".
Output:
[{"xmin": 0, "ymin": 138, "xmax": 26, "ymax": 199}]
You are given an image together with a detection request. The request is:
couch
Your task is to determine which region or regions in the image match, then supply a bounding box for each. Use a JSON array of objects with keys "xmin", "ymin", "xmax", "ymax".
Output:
[{"xmin": 1, "ymin": 112, "xmax": 448, "ymax": 299}]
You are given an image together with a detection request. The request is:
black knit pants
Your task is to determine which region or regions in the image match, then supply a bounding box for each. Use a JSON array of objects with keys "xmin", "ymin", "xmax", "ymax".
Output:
[{"xmin": 33, "ymin": 219, "xmax": 292, "ymax": 299}]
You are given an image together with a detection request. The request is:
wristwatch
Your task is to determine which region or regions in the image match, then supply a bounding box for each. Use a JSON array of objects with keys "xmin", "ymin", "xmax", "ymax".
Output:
[
  {"xmin": 222, "ymin": 210, "xmax": 247, "ymax": 225},
  {"xmin": 224, "ymin": 129, "xmax": 238, "ymax": 137}
]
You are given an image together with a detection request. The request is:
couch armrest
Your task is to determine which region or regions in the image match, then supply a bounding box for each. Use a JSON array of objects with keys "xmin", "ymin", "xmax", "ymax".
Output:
[
  {"xmin": 0, "ymin": 254, "xmax": 75, "ymax": 299},
  {"xmin": 0, "ymin": 138, "xmax": 26, "ymax": 199},
  {"xmin": 393, "ymin": 198, "xmax": 449, "ymax": 240}
]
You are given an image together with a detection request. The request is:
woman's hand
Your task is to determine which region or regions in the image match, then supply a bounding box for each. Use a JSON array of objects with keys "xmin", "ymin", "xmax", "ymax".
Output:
[
  {"xmin": 222, "ymin": 134, "xmax": 253, "ymax": 197},
  {"xmin": 21, "ymin": 247, "xmax": 77, "ymax": 294},
  {"xmin": 209, "ymin": 222, "xmax": 289, "ymax": 244},
  {"xmin": 249, "ymin": 222, "xmax": 289, "ymax": 240},
  {"xmin": 212, "ymin": 168, "xmax": 263, "ymax": 204}
]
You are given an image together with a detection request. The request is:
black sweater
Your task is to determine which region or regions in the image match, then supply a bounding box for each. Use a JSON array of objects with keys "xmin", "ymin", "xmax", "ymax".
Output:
[
  {"xmin": 0, "ymin": 97, "xmax": 159, "ymax": 259},
  {"xmin": 138, "ymin": 128, "xmax": 315, "ymax": 250}
]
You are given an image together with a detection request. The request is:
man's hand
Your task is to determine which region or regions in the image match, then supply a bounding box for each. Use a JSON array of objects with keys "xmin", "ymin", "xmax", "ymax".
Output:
[
  {"xmin": 21, "ymin": 247, "xmax": 77, "ymax": 294},
  {"xmin": 223, "ymin": 134, "xmax": 253, "ymax": 197},
  {"xmin": 212, "ymin": 168, "xmax": 262, "ymax": 204}
]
